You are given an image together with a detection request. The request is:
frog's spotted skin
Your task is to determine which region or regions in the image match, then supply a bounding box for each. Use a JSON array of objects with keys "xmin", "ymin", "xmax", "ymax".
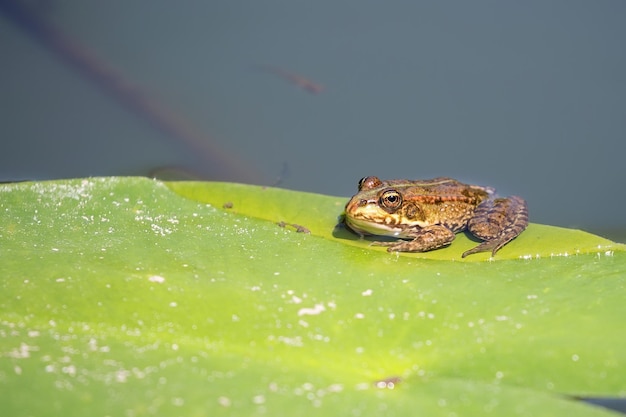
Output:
[{"xmin": 344, "ymin": 176, "xmax": 528, "ymax": 258}]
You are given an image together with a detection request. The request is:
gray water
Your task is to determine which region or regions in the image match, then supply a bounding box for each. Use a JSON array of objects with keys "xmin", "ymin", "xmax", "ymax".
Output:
[{"xmin": 1, "ymin": 1, "xmax": 625, "ymax": 241}]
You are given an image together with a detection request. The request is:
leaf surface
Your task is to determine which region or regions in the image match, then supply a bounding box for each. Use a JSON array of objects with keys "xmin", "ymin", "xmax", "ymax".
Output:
[{"xmin": 1, "ymin": 177, "xmax": 624, "ymax": 416}]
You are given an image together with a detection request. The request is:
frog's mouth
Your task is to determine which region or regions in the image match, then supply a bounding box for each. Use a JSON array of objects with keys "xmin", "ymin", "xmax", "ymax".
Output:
[{"xmin": 344, "ymin": 215, "xmax": 419, "ymax": 239}]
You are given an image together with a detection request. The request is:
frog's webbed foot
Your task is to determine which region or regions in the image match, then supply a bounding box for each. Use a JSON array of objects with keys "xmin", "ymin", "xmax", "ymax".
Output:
[
  {"xmin": 463, "ymin": 195, "xmax": 528, "ymax": 258},
  {"xmin": 372, "ymin": 225, "xmax": 456, "ymax": 253}
]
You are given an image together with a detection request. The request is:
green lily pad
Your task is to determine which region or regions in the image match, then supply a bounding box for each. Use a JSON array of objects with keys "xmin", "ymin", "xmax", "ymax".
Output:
[
  {"xmin": 167, "ymin": 180, "xmax": 623, "ymax": 261},
  {"xmin": 0, "ymin": 177, "xmax": 624, "ymax": 417}
]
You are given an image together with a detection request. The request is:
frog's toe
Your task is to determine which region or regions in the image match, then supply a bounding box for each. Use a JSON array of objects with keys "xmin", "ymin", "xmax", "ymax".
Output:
[
  {"xmin": 385, "ymin": 241, "xmax": 419, "ymax": 252},
  {"xmin": 462, "ymin": 240, "xmax": 505, "ymax": 258},
  {"xmin": 372, "ymin": 240, "xmax": 421, "ymax": 252},
  {"xmin": 370, "ymin": 240, "xmax": 396, "ymax": 248}
]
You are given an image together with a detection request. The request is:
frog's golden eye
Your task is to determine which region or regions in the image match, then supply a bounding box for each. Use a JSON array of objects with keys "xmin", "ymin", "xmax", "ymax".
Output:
[
  {"xmin": 358, "ymin": 176, "xmax": 383, "ymax": 191},
  {"xmin": 379, "ymin": 189, "xmax": 402, "ymax": 212}
]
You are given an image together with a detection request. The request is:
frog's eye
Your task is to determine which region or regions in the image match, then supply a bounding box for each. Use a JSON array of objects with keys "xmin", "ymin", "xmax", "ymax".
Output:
[
  {"xmin": 358, "ymin": 176, "xmax": 382, "ymax": 191},
  {"xmin": 379, "ymin": 189, "xmax": 402, "ymax": 211}
]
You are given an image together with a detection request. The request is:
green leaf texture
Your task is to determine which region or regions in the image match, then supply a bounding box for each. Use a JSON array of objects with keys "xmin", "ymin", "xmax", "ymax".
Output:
[{"xmin": 1, "ymin": 177, "xmax": 624, "ymax": 416}]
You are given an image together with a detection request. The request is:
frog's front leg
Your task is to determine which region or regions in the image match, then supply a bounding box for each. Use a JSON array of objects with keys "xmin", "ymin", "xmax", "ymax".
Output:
[
  {"xmin": 372, "ymin": 225, "xmax": 456, "ymax": 253},
  {"xmin": 463, "ymin": 195, "xmax": 528, "ymax": 257}
]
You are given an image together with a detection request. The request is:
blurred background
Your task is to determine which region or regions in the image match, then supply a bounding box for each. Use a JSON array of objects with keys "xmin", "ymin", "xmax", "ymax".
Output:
[{"xmin": 1, "ymin": 0, "xmax": 625, "ymax": 241}]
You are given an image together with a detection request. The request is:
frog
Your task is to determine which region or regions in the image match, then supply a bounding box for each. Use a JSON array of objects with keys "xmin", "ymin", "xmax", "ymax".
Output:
[{"xmin": 343, "ymin": 176, "xmax": 528, "ymax": 258}]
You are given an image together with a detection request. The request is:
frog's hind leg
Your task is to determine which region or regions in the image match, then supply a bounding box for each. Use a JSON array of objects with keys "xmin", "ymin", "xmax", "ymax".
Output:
[{"xmin": 462, "ymin": 196, "xmax": 528, "ymax": 258}]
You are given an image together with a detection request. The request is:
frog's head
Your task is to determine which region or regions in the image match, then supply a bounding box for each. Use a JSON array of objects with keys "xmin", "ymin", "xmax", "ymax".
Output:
[{"xmin": 344, "ymin": 176, "xmax": 426, "ymax": 238}]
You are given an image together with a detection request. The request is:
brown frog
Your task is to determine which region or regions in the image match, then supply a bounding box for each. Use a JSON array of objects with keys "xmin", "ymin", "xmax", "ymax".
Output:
[{"xmin": 344, "ymin": 176, "xmax": 528, "ymax": 257}]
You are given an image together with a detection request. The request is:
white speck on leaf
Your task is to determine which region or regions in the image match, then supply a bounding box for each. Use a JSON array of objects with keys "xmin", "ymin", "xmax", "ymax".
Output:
[
  {"xmin": 297, "ymin": 304, "xmax": 325, "ymax": 316},
  {"xmin": 218, "ymin": 396, "xmax": 231, "ymax": 407}
]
